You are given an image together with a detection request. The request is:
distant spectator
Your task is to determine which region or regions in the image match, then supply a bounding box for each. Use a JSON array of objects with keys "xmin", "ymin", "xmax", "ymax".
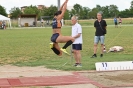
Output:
[
  {"xmin": 41, "ymin": 18, "xmax": 44, "ymax": 27},
  {"xmin": 114, "ymin": 17, "xmax": 118, "ymax": 28},
  {"xmin": 119, "ymin": 17, "xmax": 122, "ymax": 28},
  {"xmin": 2, "ymin": 21, "xmax": 6, "ymax": 29},
  {"xmin": 91, "ymin": 13, "xmax": 107, "ymax": 58}
]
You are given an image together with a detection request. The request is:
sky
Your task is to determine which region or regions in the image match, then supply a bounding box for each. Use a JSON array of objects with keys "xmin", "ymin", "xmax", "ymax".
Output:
[{"xmin": 0, "ymin": 0, "xmax": 132, "ymax": 13}]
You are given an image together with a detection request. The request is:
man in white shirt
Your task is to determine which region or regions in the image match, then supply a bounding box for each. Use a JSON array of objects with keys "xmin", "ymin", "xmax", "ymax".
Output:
[{"xmin": 71, "ymin": 16, "xmax": 83, "ymax": 67}]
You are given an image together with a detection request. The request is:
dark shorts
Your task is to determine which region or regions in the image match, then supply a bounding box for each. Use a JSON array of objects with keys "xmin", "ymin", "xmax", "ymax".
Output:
[
  {"xmin": 115, "ymin": 22, "xmax": 118, "ymax": 25},
  {"xmin": 72, "ymin": 44, "xmax": 82, "ymax": 50},
  {"xmin": 51, "ymin": 33, "xmax": 59, "ymax": 43}
]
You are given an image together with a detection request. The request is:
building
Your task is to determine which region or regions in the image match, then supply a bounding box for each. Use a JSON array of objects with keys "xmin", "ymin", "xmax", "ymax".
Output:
[
  {"xmin": 19, "ymin": 14, "xmax": 37, "ymax": 27},
  {"xmin": 21, "ymin": 6, "xmax": 27, "ymax": 13},
  {"xmin": 21, "ymin": 5, "xmax": 46, "ymax": 12},
  {"xmin": 37, "ymin": 5, "xmax": 46, "ymax": 10}
]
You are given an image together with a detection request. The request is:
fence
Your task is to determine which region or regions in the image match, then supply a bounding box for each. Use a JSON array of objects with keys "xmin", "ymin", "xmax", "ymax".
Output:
[{"xmin": 9, "ymin": 18, "xmax": 133, "ymax": 28}]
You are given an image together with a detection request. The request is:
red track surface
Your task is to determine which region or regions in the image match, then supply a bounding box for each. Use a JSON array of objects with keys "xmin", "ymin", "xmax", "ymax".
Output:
[{"xmin": 0, "ymin": 72, "xmax": 104, "ymax": 87}]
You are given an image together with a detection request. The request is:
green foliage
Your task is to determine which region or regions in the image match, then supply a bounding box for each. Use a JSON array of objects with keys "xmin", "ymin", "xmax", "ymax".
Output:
[
  {"xmin": 81, "ymin": 7, "xmax": 90, "ymax": 19},
  {"xmin": 70, "ymin": 4, "xmax": 90, "ymax": 19},
  {"xmin": 0, "ymin": 5, "xmax": 7, "ymax": 16},
  {"xmin": 9, "ymin": 7, "xmax": 22, "ymax": 19},
  {"xmin": 108, "ymin": 5, "xmax": 119, "ymax": 17},
  {"xmin": 69, "ymin": 0, "xmax": 133, "ymax": 19},
  {"xmin": 89, "ymin": 8, "xmax": 98, "ymax": 19},
  {"xmin": 130, "ymin": 1, "xmax": 133, "ymax": 9},
  {"xmin": 64, "ymin": 9, "xmax": 70, "ymax": 20},
  {"xmin": 8, "ymin": 0, "xmax": 133, "ymax": 19},
  {"xmin": 43, "ymin": 5, "xmax": 58, "ymax": 19},
  {"xmin": 73, "ymin": 4, "xmax": 83, "ymax": 17},
  {"xmin": 119, "ymin": 9, "xmax": 132, "ymax": 18},
  {"xmin": 102, "ymin": 6, "xmax": 110, "ymax": 18},
  {"xmin": 24, "ymin": 5, "xmax": 39, "ymax": 15}
]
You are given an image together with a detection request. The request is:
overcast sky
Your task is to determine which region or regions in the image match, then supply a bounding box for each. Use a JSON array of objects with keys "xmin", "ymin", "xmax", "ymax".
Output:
[{"xmin": 0, "ymin": 0, "xmax": 132, "ymax": 13}]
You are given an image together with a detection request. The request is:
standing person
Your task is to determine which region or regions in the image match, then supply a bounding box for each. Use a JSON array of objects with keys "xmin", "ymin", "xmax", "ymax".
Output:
[
  {"xmin": 119, "ymin": 17, "xmax": 122, "ymax": 28},
  {"xmin": 114, "ymin": 17, "xmax": 118, "ymax": 28},
  {"xmin": 91, "ymin": 13, "xmax": 107, "ymax": 58},
  {"xmin": 2, "ymin": 21, "xmax": 6, "ymax": 29},
  {"xmin": 50, "ymin": 0, "xmax": 75, "ymax": 56},
  {"xmin": 71, "ymin": 16, "xmax": 83, "ymax": 67},
  {"xmin": 41, "ymin": 18, "xmax": 44, "ymax": 27}
]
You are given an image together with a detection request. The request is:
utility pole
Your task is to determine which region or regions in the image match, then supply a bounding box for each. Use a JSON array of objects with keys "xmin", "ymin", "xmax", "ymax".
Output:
[{"xmin": 58, "ymin": 0, "xmax": 60, "ymax": 10}]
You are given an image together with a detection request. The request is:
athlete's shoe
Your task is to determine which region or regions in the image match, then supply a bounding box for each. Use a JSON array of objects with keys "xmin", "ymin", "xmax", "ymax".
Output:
[
  {"xmin": 100, "ymin": 54, "xmax": 103, "ymax": 57},
  {"xmin": 91, "ymin": 54, "xmax": 97, "ymax": 58},
  {"xmin": 74, "ymin": 63, "xmax": 82, "ymax": 67},
  {"xmin": 60, "ymin": 48, "xmax": 70, "ymax": 55},
  {"xmin": 76, "ymin": 64, "xmax": 82, "ymax": 67},
  {"xmin": 49, "ymin": 43, "xmax": 54, "ymax": 48}
]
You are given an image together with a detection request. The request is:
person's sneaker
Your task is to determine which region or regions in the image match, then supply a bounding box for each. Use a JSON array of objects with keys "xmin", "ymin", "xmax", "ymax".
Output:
[
  {"xmin": 91, "ymin": 54, "xmax": 97, "ymax": 58},
  {"xmin": 49, "ymin": 43, "xmax": 54, "ymax": 48},
  {"xmin": 100, "ymin": 54, "xmax": 103, "ymax": 57},
  {"xmin": 60, "ymin": 48, "xmax": 70, "ymax": 55},
  {"xmin": 76, "ymin": 63, "xmax": 82, "ymax": 67},
  {"xmin": 74, "ymin": 63, "xmax": 78, "ymax": 67}
]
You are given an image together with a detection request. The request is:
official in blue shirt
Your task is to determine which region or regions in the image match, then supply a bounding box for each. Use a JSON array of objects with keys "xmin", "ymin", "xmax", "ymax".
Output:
[{"xmin": 114, "ymin": 17, "xmax": 118, "ymax": 28}]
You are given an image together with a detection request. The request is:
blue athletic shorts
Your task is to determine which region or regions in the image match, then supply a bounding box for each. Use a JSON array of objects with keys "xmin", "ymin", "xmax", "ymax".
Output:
[
  {"xmin": 72, "ymin": 44, "xmax": 82, "ymax": 50},
  {"xmin": 94, "ymin": 36, "xmax": 105, "ymax": 44},
  {"xmin": 51, "ymin": 33, "xmax": 59, "ymax": 43}
]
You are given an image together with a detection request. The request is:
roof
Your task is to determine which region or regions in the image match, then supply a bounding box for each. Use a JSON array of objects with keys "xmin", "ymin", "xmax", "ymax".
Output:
[{"xmin": 0, "ymin": 14, "xmax": 10, "ymax": 20}]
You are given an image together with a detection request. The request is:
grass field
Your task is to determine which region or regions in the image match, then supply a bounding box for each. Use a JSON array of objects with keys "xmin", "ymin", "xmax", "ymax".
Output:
[{"xmin": 0, "ymin": 25, "xmax": 133, "ymax": 71}]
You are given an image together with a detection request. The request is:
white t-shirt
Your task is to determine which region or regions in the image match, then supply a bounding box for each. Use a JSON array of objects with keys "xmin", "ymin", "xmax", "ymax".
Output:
[{"xmin": 72, "ymin": 23, "xmax": 83, "ymax": 44}]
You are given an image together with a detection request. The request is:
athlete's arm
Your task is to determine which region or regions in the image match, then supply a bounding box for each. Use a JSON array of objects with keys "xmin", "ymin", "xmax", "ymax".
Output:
[
  {"xmin": 58, "ymin": 0, "xmax": 68, "ymax": 19},
  {"xmin": 59, "ymin": 0, "xmax": 67, "ymax": 11}
]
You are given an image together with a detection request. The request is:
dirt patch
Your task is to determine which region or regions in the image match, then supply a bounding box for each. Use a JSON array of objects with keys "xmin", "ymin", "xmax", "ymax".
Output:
[
  {"xmin": 80, "ymin": 71, "xmax": 133, "ymax": 87},
  {"xmin": 0, "ymin": 65, "xmax": 73, "ymax": 78},
  {"xmin": 1, "ymin": 65, "xmax": 133, "ymax": 87},
  {"xmin": 104, "ymin": 74, "xmax": 133, "ymax": 83}
]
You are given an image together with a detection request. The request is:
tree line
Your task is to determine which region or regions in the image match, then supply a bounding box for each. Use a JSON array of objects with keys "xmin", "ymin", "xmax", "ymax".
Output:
[{"xmin": 0, "ymin": 0, "xmax": 133, "ymax": 20}]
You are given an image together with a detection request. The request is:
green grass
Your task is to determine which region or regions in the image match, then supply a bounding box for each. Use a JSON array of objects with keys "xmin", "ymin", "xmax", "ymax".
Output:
[{"xmin": 0, "ymin": 25, "xmax": 133, "ymax": 71}]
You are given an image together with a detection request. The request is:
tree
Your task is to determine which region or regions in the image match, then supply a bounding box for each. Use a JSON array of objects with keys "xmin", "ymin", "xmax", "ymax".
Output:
[
  {"xmin": 96, "ymin": 5, "xmax": 102, "ymax": 11},
  {"xmin": 24, "ymin": 5, "xmax": 39, "ymax": 15},
  {"xmin": 130, "ymin": 1, "xmax": 133, "ymax": 9},
  {"xmin": 0, "ymin": 5, "xmax": 7, "ymax": 16},
  {"xmin": 9, "ymin": 7, "xmax": 22, "ymax": 19},
  {"xmin": 70, "ymin": 4, "xmax": 91, "ymax": 19},
  {"xmin": 119, "ymin": 9, "xmax": 132, "ymax": 18},
  {"xmin": 64, "ymin": 9, "xmax": 70, "ymax": 20},
  {"xmin": 70, "ymin": 4, "xmax": 83, "ymax": 19},
  {"xmin": 102, "ymin": 6, "xmax": 111, "ymax": 18},
  {"xmin": 108, "ymin": 5, "xmax": 119, "ymax": 17},
  {"xmin": 69, "ymin": 9, "xmax": 76, "ymax": 18},
  {"xmin": 89, "ymin": 8, "xmax": 98, "ymax": 19},
  {"xmin": 81, "ymin": 7, "xmax": 90, "ymax": 19},
  {"xmin": 43, "ymin": 5, "xmax": 58, "ymax": 19},
  {"xmin": 130, "ymin": 1, "xmax": 133, "ymax": 17}
]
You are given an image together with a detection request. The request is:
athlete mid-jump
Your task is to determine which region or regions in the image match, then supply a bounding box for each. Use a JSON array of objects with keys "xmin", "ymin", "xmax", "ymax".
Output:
[{"xmin": 50, "ymin": 0, "xmax": 75, "ymax": 56}]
